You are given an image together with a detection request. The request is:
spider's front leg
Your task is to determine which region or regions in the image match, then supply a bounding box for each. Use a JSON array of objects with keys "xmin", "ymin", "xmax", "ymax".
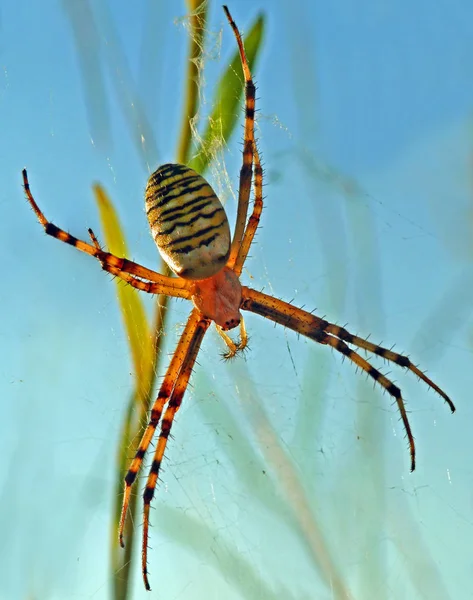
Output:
[
  {"xmin": 117, "ymin": 308, "xmax": 210, "ymax": 591},
  {"xmin": 240, "ymin": 285, "xmax": 455, "ymax": 471}
]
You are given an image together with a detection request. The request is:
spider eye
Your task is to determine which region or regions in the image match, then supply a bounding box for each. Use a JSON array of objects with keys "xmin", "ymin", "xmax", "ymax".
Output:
[
  {"xmin": 224, "ymin": 317, "xmax": 240, "ymax": 331},
  {"xmin": 146, "ymin": 163, "xmax": 231, "ymax": 280}
]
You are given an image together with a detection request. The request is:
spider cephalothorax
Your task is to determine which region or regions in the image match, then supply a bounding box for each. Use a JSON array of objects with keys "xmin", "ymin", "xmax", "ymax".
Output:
[{"xmin": 22, "ymin": 5, "xmax": 455, "ymax": 591}]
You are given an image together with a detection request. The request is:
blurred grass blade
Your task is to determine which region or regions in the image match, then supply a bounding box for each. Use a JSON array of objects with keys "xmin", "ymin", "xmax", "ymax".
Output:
[
  {"xmin": 93, "ymin": 184, "xmax": 154, "ymax": 399},
  {"xmin": 110, "ymin": 392, "xmax": 138, "ymax": 598},
  {"xmin": 177, "ymin": 0, "xmax": 208, "ymax": 164},
  {"xmin": 92, "ymin": 1, "xmax": 160, "ymax": 170},
  {"xmin": 157, "ymin": 506, "xmax": 308, "ymax": 600},
  {"xmin": 61, "ymin": 0, "xmax": 111, "ymax": 154},
  {"xmin": 93, "ymin": 184, "xmax": 160, "ymax": 599},
  {"xmin": 189, "ymin": 12, "xmax": 265, "ymax": 174}
]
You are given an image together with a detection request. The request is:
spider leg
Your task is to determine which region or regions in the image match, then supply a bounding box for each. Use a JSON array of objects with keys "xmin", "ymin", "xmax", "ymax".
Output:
[
  {"xmin": 216, "ymin": 315, "xmax": 248, "ymax": 359},
  {"xmin": 322, "ymin": 323, "xmax": 456, "ymax": 412},
  {"xmin": 140, "ymin": 313, "xmax": 210, "ymax": 590},
  {"xmin": 241, "ymin": 286, "xmax": 454, "ymax": 470},
  {"xmin": 233, "ymin": 141, "xmax": 263, "ymax": 276},
  {"xmin": 23, "ymin": 169, "xmax": 190, "ymax": 298},
  {"xmin": 98, "ymin": 262, "xmax": 184, "ymax": 295},
  {"xmin": 88, "ymin": 228, "xmax": 191, "ymax": 299},
  {"xmin": 118, "ymin": 308, "xmax": 208, "ymax": 552},
  {"xmin": 224, "ymin": 6, "xmax": 256, "ymax": 269},
  {"xmin": 317, "ymin": 330, "xmax": 416, "ymax": 470}
]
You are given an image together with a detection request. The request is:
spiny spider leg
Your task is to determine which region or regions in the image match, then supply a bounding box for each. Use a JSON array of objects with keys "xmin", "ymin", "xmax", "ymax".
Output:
[
  {"xmin": 234, "ymin": 141, "xmax": 264, "ymax": 276},
  {"xmin": 323, "ymin": 323, "xmax": 455, "ymax": 412},
  {"xmin": 224, "ymin": 5, "xmax": 256, "ymax": 269},
  {"xmin": 140, "ymin": 313, "xmax": 210, "ymax": 591},
  {"xmin": 22, "ymin": 169, "xmax": 190, "ymax": 298},
  {"xmin": 241, "ymin": 286, "xmax": 455, "ymax": 470},
  {"xmin": 87, "ymin": 228, "xmax": 190, "ymax": 296}
]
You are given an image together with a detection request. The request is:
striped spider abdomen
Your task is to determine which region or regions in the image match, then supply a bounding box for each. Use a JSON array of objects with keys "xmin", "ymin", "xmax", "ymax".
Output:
[{"xmin": 146, "ymin": 163, "xmax": 231, "ymax": 280}]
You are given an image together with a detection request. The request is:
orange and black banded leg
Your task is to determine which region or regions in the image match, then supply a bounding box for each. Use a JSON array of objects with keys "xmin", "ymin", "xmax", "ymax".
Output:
[
  {"xmin": 87, "ymin": 228, "xmax": 192, "ymax": 299},
  {"xmin": 234, "ymin": 140, "xmax": 263, "ymax": 276},
  {"xmin": 241, "ymin": 286, "xmax": 454, "ymax": 411},
  {"xmin": 323, "ymin": 323, "xmax": 456, "ymax": 413},
  {"xmin": 23, "ymin": 169, "xmax": 103, "ymax": 258},
  {"xmin": 118, "ymin": 308, "xmax": 205, "ymax": 550},
  {"xmin": 141, "ymin": 315, "xmax": 211, "ymax": 590},
  {"xmin": 224, "ymin": 6, "xmax": 257, "ymax": 268},
  {"xmin": 94, "ymin": 261, "xmax": 180, "ymax": 295},
  {"xmin": 241, "ymin": 286, "xmax": 454, "ymax": 470},
  {"xmin": 22, "ymin": 169, "xmax": 189, "ymax": 295},
  {"xmin": 316, "ymin": 330, "xmax": 416, "ymax": 470}
]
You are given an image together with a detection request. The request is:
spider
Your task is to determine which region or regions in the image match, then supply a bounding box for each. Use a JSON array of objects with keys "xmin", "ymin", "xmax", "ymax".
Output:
[{"xmin": 22, "ymin": 5, "xmax": 455, "ymax": 592}]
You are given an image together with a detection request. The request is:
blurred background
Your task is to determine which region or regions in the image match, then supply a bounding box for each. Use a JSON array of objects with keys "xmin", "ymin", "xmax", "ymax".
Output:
[{"xmin": 1, "ymin": 1, "xmax": 472, "ymax": 598}]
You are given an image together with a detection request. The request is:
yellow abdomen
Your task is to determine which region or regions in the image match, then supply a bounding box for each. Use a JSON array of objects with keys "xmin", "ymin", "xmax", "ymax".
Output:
[{"xmin": 145, "ymin": 164, "xmax": 231, "ymax": 280}]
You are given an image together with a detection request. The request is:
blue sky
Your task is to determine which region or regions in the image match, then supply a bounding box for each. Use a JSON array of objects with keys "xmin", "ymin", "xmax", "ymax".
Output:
[{"xmin": 1, "ymin": 1, "xmax": 473, "ymax": 598}]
